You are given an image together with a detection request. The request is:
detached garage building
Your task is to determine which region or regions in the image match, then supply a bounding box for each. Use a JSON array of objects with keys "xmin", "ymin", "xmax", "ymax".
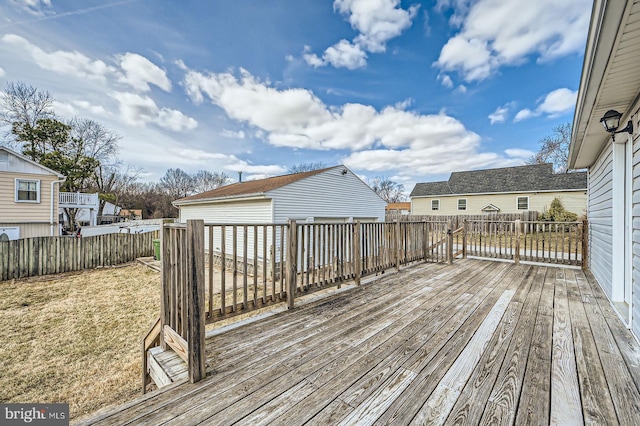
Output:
[{"xmin": 174, "ymin": 165, "xmax": 386, "ymax": 224}]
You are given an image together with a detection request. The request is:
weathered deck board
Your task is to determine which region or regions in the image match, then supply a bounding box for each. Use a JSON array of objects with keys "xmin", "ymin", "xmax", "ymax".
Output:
[
  {"xmin": 550, "ymin": 268, "xmax": 584, "ymax": 425},
  {"xmin": 79, "ymin": 259, "xmax": 640, "ymax": 426}
]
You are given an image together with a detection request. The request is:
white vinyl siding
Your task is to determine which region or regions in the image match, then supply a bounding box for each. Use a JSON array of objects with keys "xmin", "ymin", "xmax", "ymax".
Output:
[
  {"xmin": 269, "ymin": 167, "xmax": 386, "ymax": 223},
  {"xmin": 15, "ymin": 179, "xmax": 40, "ymax": 202},
  {"xmin": 457, "ymin": 198, "xmax": 467, "ymax": 211},
  {"xmin": 178, "ymin": 199, "xmax": 275, "ymax": 262},
  {"xmin": 633, "ymin": 127, "xmax": 640, "ymax": 339},
  {"xmin": 588, "ymin": 141, "xmax": 614, "ymax": 299},
  {"xmin": 179, "ymin": 199, "xmax": 273, "ymax": 223},
  {"xmin": 516, "ymin": 196, "xmax": 529, "ymax": 210},
  {"xmin": 431, "ymin": 199, "xmax": 440, "ymax": 211}
]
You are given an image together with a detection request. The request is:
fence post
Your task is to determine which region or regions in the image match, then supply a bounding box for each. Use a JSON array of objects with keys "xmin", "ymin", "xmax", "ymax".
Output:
[
  {"xmin": 581, "ymin": 219, "xmax": 588, "ymax": 270},
  {"xmin": 447, "ymin": 220, "xmax": 454, "ymax": 265},
  {"xmin": 353, "ymin": 222, "xmax": 361, "ymax": 285},
  {"xmin": 186, "ymin": 219, "xmax": 206, "ymax": 383},
  {"xmin": 160, "ymin": 221, "xmax": 171, "ymax": 350},
  {"xmin": 462, "ymin": 219, "xmax": 467, "ymax": 259},
  {"xmin": 395, "ymin": 220, "xmax": 401, "ymax": 271},
  {"xmin": 514, "ymin": 220, "xmax": 521, "ymax": 265},
  {"xmin": 287, "ymin": 220, "xmax": 297, "ymax": 309}
]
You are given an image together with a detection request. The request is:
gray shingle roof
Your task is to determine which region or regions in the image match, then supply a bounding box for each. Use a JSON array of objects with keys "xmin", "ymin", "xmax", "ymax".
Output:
[{"xmin": 410, "ymin": 164, "xmax": 587, "ymax": 197}]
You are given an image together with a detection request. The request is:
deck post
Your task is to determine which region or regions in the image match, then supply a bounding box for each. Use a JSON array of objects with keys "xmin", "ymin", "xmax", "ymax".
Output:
[
  {"xmin": 186, "ymin": 219, "xmax": 206, "ymax": 383},
  {"xmin": 160, "ymin": 220, "xmax": 172, "ymax": 350},
  {"xmin": 287, "ymin": 220, "xmax": 297, "ymax": 309},
  {"xmin": 447, "ymin": 220, "xmax": 453, "ymax": 265},
  {"xmin": 422, "ymin": 221, "xmax": 428, "ymax": 263},
  {"xmin": 462, "ymin": 219, "xmax": 467, "ymax": 259},
  {"xmin": 353, "ymin": 221, "xmax": 361, "ymax": 285},
  {"xmin": 395, "ymin": 220, "xmax": 401, "ymax": 271},
  {"xmin": 514, "ymin": 220, "xmax": 521, "ymax": 265},
  {"xmin": 581, "ymin": 219, "xmax": 589, "ymax": 270}
]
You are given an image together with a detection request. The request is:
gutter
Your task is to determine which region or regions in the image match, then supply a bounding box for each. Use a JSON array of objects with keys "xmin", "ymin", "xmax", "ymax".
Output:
[
  {"xmin": 173, "ymin": 193, "xmax": 268, "ymax": 207},
  {"xmin": 51, "ymin": 177, "xmax": 66, "ymax": 236}
]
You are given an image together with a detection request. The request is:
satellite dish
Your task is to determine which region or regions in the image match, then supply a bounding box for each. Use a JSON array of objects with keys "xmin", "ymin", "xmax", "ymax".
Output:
[{"xmin": 0, "ymin": 233, "xmax": 9, "ymax": 242}]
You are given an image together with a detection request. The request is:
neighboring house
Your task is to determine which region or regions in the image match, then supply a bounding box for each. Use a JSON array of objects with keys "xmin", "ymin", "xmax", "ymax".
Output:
[
  {"xmin": 410, "ymin": 164, "xmax": 587, "ymax": 216},
  {"xmin": 174, "ymin": 165, "xmax": 386, "ymax": 223},
  {"xmin": 0, "ymin": 146, "xmax": 65, "ymax": 239},
  {"xmin": 568, "ymin": 0, "xmax": 640, "ymax": 340}
]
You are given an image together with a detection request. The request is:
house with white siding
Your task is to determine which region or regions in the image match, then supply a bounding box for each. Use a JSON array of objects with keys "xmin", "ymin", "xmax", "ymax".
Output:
[
  {"xmin": 569, "ymin": 0, "xmax": 640, "ymax": 341},
  {"xmin": 173, "ymin": 165, "xmax": 386, "ymax": 224},
  {"xmin": 174, "ymin": 165, "xmax": 386, "ymax": 269},
  {"xmin": 0, "ymin": 146, "xmax": 65, "ymax": 239}
]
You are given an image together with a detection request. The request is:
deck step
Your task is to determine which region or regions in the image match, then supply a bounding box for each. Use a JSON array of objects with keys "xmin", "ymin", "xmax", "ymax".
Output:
[{"xmin": 147, "ymin": 346, "xmax": 188, "ymax": 389}]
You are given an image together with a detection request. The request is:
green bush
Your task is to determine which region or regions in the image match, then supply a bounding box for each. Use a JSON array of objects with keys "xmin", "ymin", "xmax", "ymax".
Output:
[{"xmin": 540, "ymin": 197, "xmax": 578, "ymax": 222}]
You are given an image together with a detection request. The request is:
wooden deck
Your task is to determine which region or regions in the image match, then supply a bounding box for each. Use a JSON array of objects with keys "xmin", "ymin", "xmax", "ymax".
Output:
[{"xmin": 79, "ymin": 259, "xmax": 640, "ymax": 425}]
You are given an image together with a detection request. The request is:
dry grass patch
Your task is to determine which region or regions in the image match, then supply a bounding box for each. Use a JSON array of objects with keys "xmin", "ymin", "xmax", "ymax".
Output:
[{"xmin": 0, "ymin": 264, "xmax": 160, "ymax": 420}]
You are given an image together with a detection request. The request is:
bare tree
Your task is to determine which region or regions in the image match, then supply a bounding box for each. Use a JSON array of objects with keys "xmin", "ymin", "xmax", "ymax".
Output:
[
  {"xmin": 0, "ymin": 81, "xmax": 55, "ymax": 149},
  {"xmin": 70, "ymin": 118, "xmax": 120, "ymax": 163},
  {"xmin": 287, "ymin": 162, "xmax": 327, "ymax": 173},
  {"xmin": 93, "ymin": 165, "xmax": 141, "ymax": 222},
  {"xmin": 192, "ymin": 170, "xmax": 230, "ymax": 193},
  {"xmin": 160, "ymin": 168, "xmax": 194, "ymax": 200},
  {"xmin": 368, "ymin": 176, "xmax": 406, "ymax": 203},
  {"xmin": 527, "ymin": 122, "xmax": 571, "ymax": 173}
]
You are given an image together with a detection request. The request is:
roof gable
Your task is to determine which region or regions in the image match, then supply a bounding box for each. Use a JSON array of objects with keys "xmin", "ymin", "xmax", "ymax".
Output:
[
  {"xmin": 0, "ymin": 146, "xmax": 65, "ymax": 177},
  {"xmin": 410, "ymin": 164, "xmax": 587, "ymax": 197},
  {"xmin": 175, "ymin": 166, "xmax": 341, "ymax": 204}
]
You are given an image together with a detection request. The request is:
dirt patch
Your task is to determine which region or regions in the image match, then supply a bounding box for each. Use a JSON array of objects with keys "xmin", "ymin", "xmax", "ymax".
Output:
[{"xmin": 0, "ymin": 264, "xmax": 160, "ymax": 420}]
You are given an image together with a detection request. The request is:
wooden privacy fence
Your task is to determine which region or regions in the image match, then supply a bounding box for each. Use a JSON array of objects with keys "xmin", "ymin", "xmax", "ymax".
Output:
[
  {"xmin": 392, "ymin": 211, "xmax": 539, "ymax": 227},
  {"xmin": 0, "ymin": 232, "xmax": 156, "ymax": 280}
]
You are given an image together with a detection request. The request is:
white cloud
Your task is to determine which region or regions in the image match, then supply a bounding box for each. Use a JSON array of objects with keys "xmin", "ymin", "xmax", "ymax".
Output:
[
  {"xmin": 2, "ymin": 34, "xmax": 117, "ymax": 82},
  {"xmin": 156, "ymin": 108, "xmax": 198, "ymax": 131},
  {"xmin": 304, "ymin": 40, "xmax": 367, "ymax": 70},
  {"xmin": 164, "ymin": 148, "xmax": 284, "ymax": 176},
  {"xmin": 11, "ymin": 0, "xmax": 52, "ymax": 16},
  {"xmin": 335, "ymin": 0, "xmax": 420, "ymax": 53},
  {"xmin": 303, "ymin": 0, "xmax": 419, "ymax": 69},
  {"xmin": 118, "ymin": 52, "xmax": 172, "ymax": 92},
  {"xmin": 221, "ymin": 129, "xmax": 246, "ymax": 139},
  {"xmin": 438, "ymin": 74, "xmax": 454, "ymax": 89},
  {"xmin": 435, "ymin": 0, "xmax": 591, "ymax": 82},
  {"xmin": 0, "ymin": 67, "xmax": 5, "ymax": 78},
  {"xmin": 488, "ymin": 103, "xmax": 512, "ymax": 124},
  {"xmin": 514, "ymin": 88, "xmax": 577, "ymax": 122},
  {"xmin": 514, "ymin": 108, "xmax": 534, "ymax": 122},
  {"xmin": 111, "ymin": 92, "xmax": 159, "ymax": 126},
  {"xmin": 537, "ymin": 88, "xmax": 577, "ymax": 116},
  {"xmin": 505, "ymin": 148, "xmax": 534, "ymax": 158},
  {"xmin": 53, "ymin": 100, "xmax": 109, "ymax": 118},
  {"xmin": 183, "ymin": 66, "xmax": 523, "ymax": 176},
  {"xmin": 111, "ymin": 91, "xmax": 197, "ymax": 131}
]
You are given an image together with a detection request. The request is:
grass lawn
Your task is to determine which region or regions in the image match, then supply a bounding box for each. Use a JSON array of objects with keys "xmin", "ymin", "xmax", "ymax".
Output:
[{"xmin": 0, "ymin": 263, "xmax": 160, "ymax": 420}]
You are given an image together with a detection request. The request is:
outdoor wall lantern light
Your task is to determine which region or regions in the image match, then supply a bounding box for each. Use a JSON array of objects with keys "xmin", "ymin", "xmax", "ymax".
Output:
[{"xmin": 600, "ymin": 109, "xmax": 633, "ymax": 141}]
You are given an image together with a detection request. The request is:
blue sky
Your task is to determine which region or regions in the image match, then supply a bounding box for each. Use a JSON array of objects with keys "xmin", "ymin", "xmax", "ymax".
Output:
[{"xmin": 0, "ymin": 0, "xmax": 592, "ymax": 191}]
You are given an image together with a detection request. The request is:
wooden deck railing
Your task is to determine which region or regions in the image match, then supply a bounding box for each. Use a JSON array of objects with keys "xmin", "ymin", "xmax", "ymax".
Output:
[
  {"xmin": 143, "ymin": 217, "xmax": 588, "ymax": 391},
  {"xmin": 464, "ymin": 219, "xmax": 587, "ymax": 266}
]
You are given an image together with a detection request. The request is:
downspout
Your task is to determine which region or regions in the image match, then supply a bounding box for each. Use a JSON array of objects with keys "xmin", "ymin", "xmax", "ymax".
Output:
[{"xmin": 51, "ymin": 177, "xmax": 66, "ymax": 236}]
